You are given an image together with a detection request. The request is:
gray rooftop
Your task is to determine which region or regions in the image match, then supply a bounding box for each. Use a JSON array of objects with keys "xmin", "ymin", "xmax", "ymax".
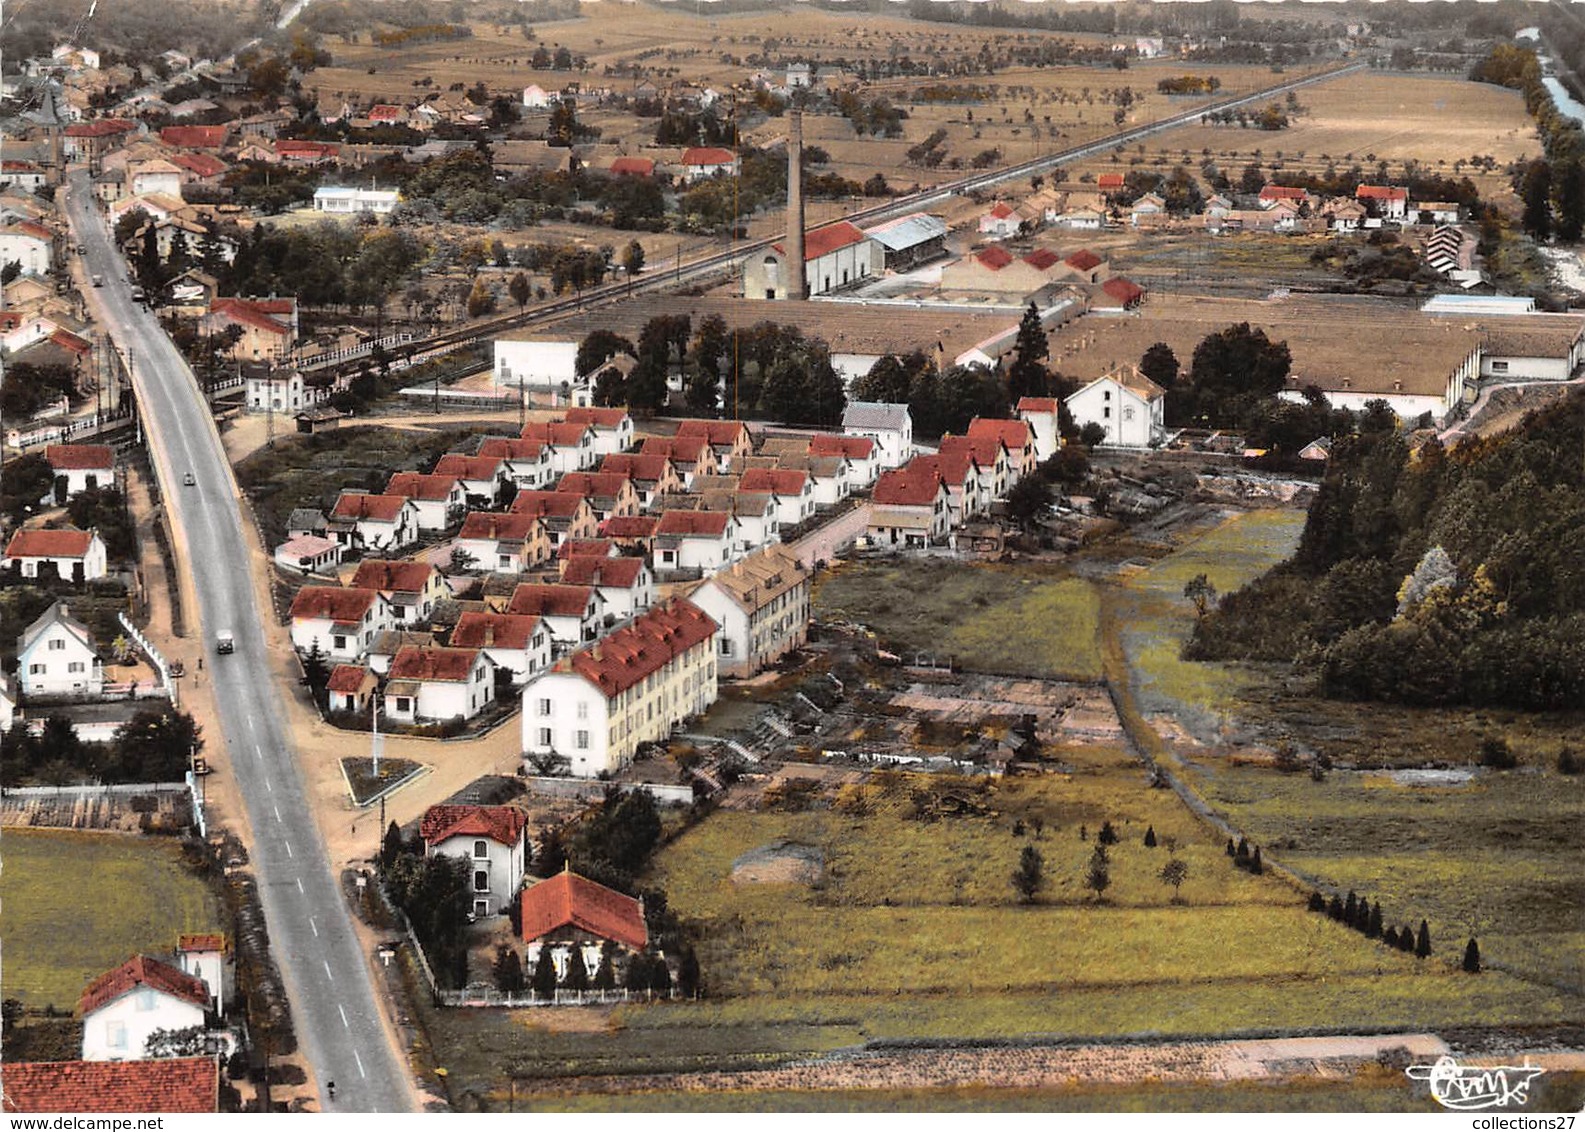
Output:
[
  {"xmin": 843, "ymin": 401, "xmax": 912, "ymax": 432},
  {"xmin": 863, "ymin": 212, "xmax": 949, "ymax": 252}
]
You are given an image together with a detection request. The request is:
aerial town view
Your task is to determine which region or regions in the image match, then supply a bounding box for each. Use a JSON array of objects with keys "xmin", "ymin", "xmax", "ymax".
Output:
[{"xmin": 2, "ymin": 0, "xmax": 1584, "ymax": 1118}]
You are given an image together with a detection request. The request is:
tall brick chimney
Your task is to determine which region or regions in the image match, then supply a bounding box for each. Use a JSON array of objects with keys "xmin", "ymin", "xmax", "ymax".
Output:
[{"xmin": 785, "ymin": 109, "xmax": 806, "ymax": 302}]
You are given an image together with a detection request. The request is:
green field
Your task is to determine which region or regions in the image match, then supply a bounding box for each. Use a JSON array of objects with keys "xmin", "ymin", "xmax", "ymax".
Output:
[
  {"xmin": 0, "ymin": 830, "xmax": 225, "ymax": 1009},
  {"xmin": 814, "ymin": 559, "xmax": 1102, "ymax": 681}
]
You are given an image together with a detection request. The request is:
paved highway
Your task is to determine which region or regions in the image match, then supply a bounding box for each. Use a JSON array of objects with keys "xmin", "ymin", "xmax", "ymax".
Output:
[{"xmin": 63, "ymin": 170, "xmax": 414, "ymax": 1114}]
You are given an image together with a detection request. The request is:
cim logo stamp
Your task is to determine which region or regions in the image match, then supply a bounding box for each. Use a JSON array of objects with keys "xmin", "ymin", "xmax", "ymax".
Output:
[{"xmin": 1406, "ymin": 1055, "xmax": 1547, "ymax": 1111}]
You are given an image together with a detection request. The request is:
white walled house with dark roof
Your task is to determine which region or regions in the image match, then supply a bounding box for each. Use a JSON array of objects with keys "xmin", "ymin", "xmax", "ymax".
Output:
[
  {"xmin": 383, "ymin": 645, "xmax": 496, "ymax": 724},
  {"xmin": 687, "ymin": 546, "xmax": 810, "ymax": 679},
  {"xmin": 16, "ymin": 601, "xmax": 103, "ymax": 698},
  {"xmin": 420, "ymin": 803, "xmax": 529, "ymax": 918},
  {"xmin": 841, "ymin": 401, "xmax": 913, "ymax": 469},
  {"xmin": 1066, "ymin": 365, "xmax": 1167, "ymax": 449}
]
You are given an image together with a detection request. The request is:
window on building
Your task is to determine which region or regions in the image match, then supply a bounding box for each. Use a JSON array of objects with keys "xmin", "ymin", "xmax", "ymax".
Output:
[
  {"xmin": 575, "ymin": 730, "xmax": 589, "ymax": 750},
  {"xmin": 68, "ymin": 661, "xmax": 84, "ymax": 673},
  {"xmin": 720, "ymin": 639, "xmax": 733, "ymax": 656},
  {"xmin": 396, "ymin": 697, "xmax": 412, "ymax": 713},
  {"xmin": 333, "ymin": 635, "xmax": 347, "ymax": 651},
  {"xmin": 473, "ymin": 870, "xmax": 489, "ymax": 893},
  {"xmin": 28, "ymin": 664, "xmax": 43, "ymax": 675},
  {"xmin": 48, "ymin": 638, "xmax": 64, "ymax": 650},
  {"xmin": 576, "ymin": 701, "xmax": 588, "ymax": 720},
  {"xmin": 473, "ymin": 840, "xmax": 488, "ymax": 858},
  {"xmin": 107, "ymin": 1021, "xmax": 127, "ymax": 1049},
  {"xmin": 537, "ymin": 698, "xmax": 551, "ymax": 716},
  {"xmin": 537, "ymin": 727, "xmax": 552, "ymax": 746}
]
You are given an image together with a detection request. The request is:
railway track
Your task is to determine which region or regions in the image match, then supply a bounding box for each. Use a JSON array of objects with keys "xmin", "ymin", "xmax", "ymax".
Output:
[{"xmin": 329, "ymin": 59, "xmax": 1370, "ymax": 380}]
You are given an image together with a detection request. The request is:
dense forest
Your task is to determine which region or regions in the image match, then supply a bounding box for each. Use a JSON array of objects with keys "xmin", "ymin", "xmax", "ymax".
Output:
[{"xmin": 1188, "ymin": 391, "xmax": 1585, "ymax": 712}]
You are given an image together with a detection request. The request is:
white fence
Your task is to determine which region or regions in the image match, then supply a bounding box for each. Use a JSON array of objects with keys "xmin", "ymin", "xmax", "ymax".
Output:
[
  {"xmin": 296, "ymin": 331, "xmax": 413, "ymax": 371},
  {"xmin": 118, "ymin": 612, "xmax": 176, "ymax": 704},
  {"xmin": 437, "ymin": 986, "xmax": 670, "ymax": 1008},
  {"xmin": 521, "ymin": 776, "xmax": 696, "ymax": 805}
]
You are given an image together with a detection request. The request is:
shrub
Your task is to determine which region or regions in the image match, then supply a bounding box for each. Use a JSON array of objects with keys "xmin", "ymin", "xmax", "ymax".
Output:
[
  {"xmin": 1097, "ymin": 820, "xmax": 1119, "ymax": 845},
  {"xmin": 1558, "ymin": 746, "xmax": 1580, "ymax": 775},
  {"xmin": 1480, "ymin": 737, "xmax": 1517, "ymax": 769},
  {"xmin": 1308, "ymin": 891, "xmax": 1326, "ymax": 913}
]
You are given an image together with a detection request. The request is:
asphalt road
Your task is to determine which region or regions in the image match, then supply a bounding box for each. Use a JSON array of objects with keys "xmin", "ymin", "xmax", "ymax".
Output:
[{"xmin": 64, "ymin": 170, "xmax": 414, "ymax": 1113}]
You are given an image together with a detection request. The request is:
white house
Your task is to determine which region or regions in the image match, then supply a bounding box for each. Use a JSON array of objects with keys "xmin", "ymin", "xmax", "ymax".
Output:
[
  {"xmin": 1066, "ymin": 365, "xmax": 1168, "ymax": 449},
  {"xmin": 1016, "ymin": 397, "xmax": 1062, "ymax": 463},
  {"xmin": 560, "ymin": 406, "xmax": 635, "ymax": 456},
  {"xmin": 432, "ymin": 454, "xmax": 509, "ymax": 507},
  {"xmin": 288, "ymin": 585, "xmax": 392, "ymax": 662},
  {"xmin": 494, "ymin": 335, "xmax": 579, "ymax": 400},
  {"xmin": 327, "ymin": 493, "xmax": 420, "ymax": 553},
  {"xmin": 520, "ymin": 421, "xmax": 599, "ymax": 476},
  {"xmin": 0, "ymin": 221, "xmax": 53, "ymax": 276},
  {"xmin": 477, "ymin": 437, "xmax": 555, "ymax": 490},
  {"xmin": 383, "ymin": 645, "xmax": 495, "ymax": 724},
  {"xmin": 44, "ymin": 445, "xmax": 115, "ymax": 500},
  {"xmin": 978, "ymin": 200, "xmax": 1022, "ymax": 241},
  {"xmin": 868, "ymin": 462, "xmax": 951, "ymax": 548},
  {"xmin": 126, "ymin": 158, "xmax": 185, "ymax": 199},
  {"xmin": 505, "ymin": 583, "xmax": 603, "ymax": 650},
  {"xmin": 244, "ymin": 365, "xmax": 305, "ymax": 414},
  {"xmin": 739, "ymin": 468, "xmax": 816, "ymax": 527},
  {"xmin": 272, "ymin": 534, "xmax": 342, "ymax": 577},
  {"xmin": 520, "ymin": 598, "xmax": 718, "ymax": 778},
  {"xmin": 687, "ymin": 546, "xmax": 809, "ymax": 679},
  {"xmin": 382, "ymin": 474, "xmax": 465, "ymax": 533},
  {"xmin": 312, "ymin": 186, "xmax": 400, "ymax": 214},
  {"xmin": 809, "ymin": 434, "xmax": 879, "ymax": 490},
  {"xmin": 5, "ymin": 528, "xmax": 109, "ymax": 583},
  {"xmin": 559, "ymin": 554, "xmax": 654, "ymax": 622},
  {"xmin": 453, "ymin": 511, "xmax": 551, "ymax": 574},
  {"xmin": 522, "ymin": 84, "xmax": 553, "ymax": 109},
  {"xmin": 79, "ymin": 955, "xmax": 210, "ymax": 1062},
  {"xmin": 449, "ymin": 611, "xmax": 552, "ymax": 684},
  {"xmin": 350, "ymin": 559, "xmax": 449, "ymax": 628},
  {"xmin": 16, "ymin": 601, "xmax": 103, "ymax": 699},
  {"xmin": 421, "ymin": 804, "xmax": 530, "ymax": 919},
  {"xmin": 842, "ymin": 401, "xmax": 914, "ymax": 469},
  {"xmin": 654, "ymin": 509, "xmax": 738, "ymax": 573},
  {"xmin": 679, "ymin": 146, "xmax": 739, "ymax": 184}
]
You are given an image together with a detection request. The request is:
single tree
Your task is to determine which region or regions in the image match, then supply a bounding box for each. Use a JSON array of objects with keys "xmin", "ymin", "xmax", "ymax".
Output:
[
  {"xmin": 1383, "ymin": 926, "xmax": 1399, "ymax": 948},
  {"xmin": 592, "ymin": 941, "xmax": 617, "ymax": 991},
  {"xmin": 530, "ymin": 948, "xmax": 559, "ymax": 998},
  {"xmin": 1006, "ymin": 302, "xmax": 1051, "ymax": 404},
  {"xmin": 1308, "ymin": 891, "xmax": 1326, "ymax": 913},
  {"xmin": 1159, "ymin": 856, "xmax": 1189, "ymax": 902},
  {"xmin": 1397, "ymin": 926, "xmax": 1415, "ymax": 953},
  {"xmin": 625, "ymin": 952, "xmax": 653, "ymax": 993},
  {"xmin": 1011, "ymin": 844, "xmax": 1045, "ymax": 904},
  {"xmin": 1184, "ymin": 574, "xmax": 1217, "ymax": 617},
  {"xmin": 1003, "ymin": 475, "xmax": 1053, "ymax": 531},
  {"xmin": 1415, "ymin": 920, "xmax": 1431, "ymax": 959},
  {"xmin": 1328, "ymin": 894, "xmax": 1344, "ymax": 921},
  {"xmin": 1139, "ymin": 341, "xmax": 1180, "ymax": 388},
  {"xmin": 1083, "ymin": 844, "xmax": 1112, "ymax": 901},
  {"xmin": 465, "ymin": 277, "xmax": 496, "ymax": 318},
  {"xmin": 677, "ymin": 945, "xmax": 701, "ymax": 998},
  {"xmin": 1249, "ymin": 846, "xmax": 1263, "ymax": 874},
  {"xmin": 1143, "ymin": 825, "xmax": 1157, "ymax": 848},
  {"xmin": 1344, "ymin": 891, "xmax": 1358, "ymax": 925},
  {"xmin": 509, "ymin": 271, "xmax": 532, "ymax": 311},
  {"xmin": 1462, "ymin": 937, "xmax": 1481, "ymax": 973},
  {"xmin": 622, "ymin": 239, "xmax": 645, "ymax": 277},
  {"xmin": 1225, "ymin": 837, "xmax": 1237, "ymax": 857},
  {"xmin": 1097, "ymin": 820, "xmax": 1119, "ymax": 845},
  {"xmin": 564, "ymin": 948, "xmax": 590, "ymax": 992},
  {"xmin": 302, "ymin": 641, "xmax": 331, "ymax": 710},
  {"xmin": 1368, "ymin": 901, "xmax": 1383, "ymax": 939},
  {"xmin": 493, "ymin": 946, "xmax": 525, "ymax": 995},
  {"xmin": 381, "ymin": 820, "xmax": 405, "ymax": 872}
]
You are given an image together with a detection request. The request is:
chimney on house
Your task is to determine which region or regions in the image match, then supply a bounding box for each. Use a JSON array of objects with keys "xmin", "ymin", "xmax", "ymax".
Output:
[{"xmin": 785, "ymin": 109, "xmax": 806, "ymax": 302}]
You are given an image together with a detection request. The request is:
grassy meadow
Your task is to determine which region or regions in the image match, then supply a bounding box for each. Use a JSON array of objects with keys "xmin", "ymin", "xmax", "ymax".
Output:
[
  {"xmin": 814, "ymin": 559, "xmax": 1102, "ymax": 681},
  {"xmin": 1, "ymin": 830, "xmax": 225, "ymax": 1010}
]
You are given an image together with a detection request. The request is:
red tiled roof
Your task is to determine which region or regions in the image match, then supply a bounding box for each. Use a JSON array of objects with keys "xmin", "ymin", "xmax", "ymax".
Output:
[
  {"xmin": 521, "ymin": 420, "xmax": 591, "ymax": 447},
  {"xmin": 1064, "ymin": 249, "xmax": 1103, "ymax": 272},
  {"xmin": 556, "ymin": 471, "xmax": 631, "ymax": 499},
  {"xmin": 45, "ymin": 444, "xmax": 113, "ymax": 471},
  {"xmin": 65, "ymin": 119, "xmax": 137, "ymax": 138},
  {"xmin": 433, "ymin": 454, "xmax": 504, "ymax": 483},
  {"xmin": 1022, "ymin": 248, "xmax": 1061, "ymax": 271},
  {"xmin": 45, "ymin": 329, "xmax": 91, "ymax": 357},
  {"xmin": 290, "ymin": 585, "xmax": 379, "ymax": 623},
  {"xmin": 675, "ymin": 419, "xmax": 749, "ymax": 446},
  {"xmin": 873, "ymin": 463, "xmax": 945, "ymax": 507},
  {"xmin": 327, "ymin": 664, "xmax": 371, "ymax": 694},
  {"xmin": 808, "ymin": 434, "xmax": 874, "ymax": 459},
  {"xmin": 6, "ymin": 528, "xmax": 95, "ymax": 559},
  {"xmin": 560, "ymin": 555, "xmax": 646, "ymax": 588},
  {"xmin": 599, "ymin": 515, "xmax": 659, "ymax": 539},
  {"xmin": 168, "ymin": 151, "xmax": 228, "ymax": 178},
  {"xmin": 275, "ymin": 140, "xmax": 340, "ymax": 159},
  {"xmin": 207, "ymin": 297, "xmax": 290, "ymax": 335},
  {"xmin": 12, "ymin": 220, "xmax": 54, "ymax": 241},
  {"xmin": 682, "ymin": 146, "xmax": 735, "ymax": 167},
  {"xmin": 177, "ymin": 933, "xmax": 225, "ymax": 954},
  {"xmin": 557, "ymin": 538, "xmax": 617, "ymax": 560},
  {"xmin": 609, "ymin": 156, "xmax": 654, "ymax": 177},
  {"xmin": 3, "ymin": 159, "xmax": 41, "ymax": 172},
  {"xmin": 367, "ymin": 104, "xmax": 405, "ymax": 122},
  {"xmin": 351, "ymin": 558, "xmax": 435, "ymax": 595},
  {"xmin": 331, "ymin": 493, "xmax": 411, "ymax": 522},
  {"xmin": 385, "ymin": 472, "xmax": 461, "ymax": 502},
  {"xmin": 478, "ymin": 436, "xmax": 547, "ymax": 461},
  {"xmin": 918, "ymin": 450, "xmax": 976, "ymax": 485},
  {"xmin": 1259, "ymin": 184, "xmax": 1307, "ymax": 201},
  {"xmin": 641, "ymin": 435, "xmax": 710, "ymax": 463},
  {"xmin": 450, "ymin": 611, "xmax": 543, "ymax": 651},
  {"xmin": 506, "ymin": 583, "xmax": 594, "ymax": 618},
  {"xmin": 459, "ymin": 511, "xmax": 541, "ymax": 540},
  {"xmin": 974, "ymin": 245, "xmax": 1014, "ymax": 270},
  {"xmin": 739, "ymin": 467, "xmax": 808, "ymax": 496},
  {"xmin": 1357, "ymin": 184, "xmax": 1408, "ymax": 203},
  {"xmin": 656, "ymin": 509, "xmax": 730, "ymax": 537},
  {"xmin": 420, "ymin": 803, "xmax": 528, "ymax": 849},
  {"xmin": 159, "ymin": 125, "xmax": 228, "ymax": 149},
  {"xmin": 510, "ymin": 490, "xmax": 587, "ymax": 519},
  {"xmin": 520, "ymin": 869, "xmax": 648, "ymax": 951},
  {"xmin": 557, "ymin": 599, "xmax": 716, "ymax": 698},
  {"xmin": 773, "ymin": 220, "xmax": 866, "ymax": 261},
  {"xmin": 940, "ymin": 435, "xmax": 1007, "ymax": 468},
  {"xmin": 78, "ymin": 954, "xmax": 210, "ymax": 1017},
  {"xmin": 1097, "ymin": 172, "xmax": 1125, "ymax": 189},
  {"xmin": 388, "ymin": 645, "xmax": 481, "ymax": 683},
  {"xmin": 2, "ymin": 1058, "xmax": 218, "ymax": 1114},
  {"xmin": 988, "ymin": 201, "xmax": 1016, "ymax": 219},
  {"xmin": 1017, "ymin": 397, "xmax": 1060, "ymax": 413},
  {"xmin": 1100, "ymin": 276, "xmax": 1145, "ymax": 307},
  {"xmin": 563, "ymin": 406, "xmax": 630, "ymax": 428},
  {"xmin": 600, "ymin": 453, "xmax": 672, "ymax": 482},
  {"xmin": 966, "ymin": 418, "xmax": 1032, "ymax": 450}
]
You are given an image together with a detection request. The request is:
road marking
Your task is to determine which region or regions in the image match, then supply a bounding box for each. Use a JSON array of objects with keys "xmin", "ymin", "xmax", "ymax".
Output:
[
  {"xmin": 309, "ymin": 916, "xmax": 319, "ymax": 938},
  {"xmin": 296, "ymin": 878, "xmax": 304, "ymax": 894},
  {"xmin": 339, "ymin": 1004, "xmax": 349, "ymax": 1028},
  {"xmin": 273, "ymin": 804, "xmax": 282, "ymax": 822},
  {"xmin": 284, "ymin": 841, "xmax": 293, "ymax": 858},
  {"xmin": 324, "ymin": 959, "xmax": 335, "ymax": 981},
  {"xmin": 354, "ymin": 1050, "xmax": 366, "ymax": 1079},
  {"xmin": 265, "ymin": 778, "xmax": 273, "ymax": 793}
]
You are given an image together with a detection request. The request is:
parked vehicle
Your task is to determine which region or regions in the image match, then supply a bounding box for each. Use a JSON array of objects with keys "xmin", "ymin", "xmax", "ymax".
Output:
[{"xmin": 216, "ymin": 631, "xmax": 234, "ymax": 655}]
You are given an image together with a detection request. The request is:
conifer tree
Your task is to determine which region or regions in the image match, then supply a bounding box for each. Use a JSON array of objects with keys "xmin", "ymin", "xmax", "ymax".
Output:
[
  {"xmin": 1383, "ymin": 926, "xmax": 1399, "ymax": 948},
  {"xmin": 1415, "ymin": 920, "xmax": 1431, "ymax": 959},
  {"xmin": 1225, "ymin": 837, "xmax": 1236, "ymax": 857},
  {"xmin": 531, "ymin": 948, "xmax": 559, "ymax": 999},
  {"xmin": 564, "ymin": 947, "xmax": 590, "ymax": 992},
  {"xmin": 1098, "ymin": 820, "xmax": 1119, "ymax": 845},
  {"xmin": 1368, "ymin": 901, "xmax": 1383, "ymax": 939},
  {"xmin": 1462, "ymin": 938, "xmax": 1481, "ymax": 973},
  {"xmin": 592, "ymin": 942, "xmax": 617, "ymax": 990},
  {"xmin": 1235, "ymin": 836, "xmax": 1250, "ymax": 860},
  {"xmin": 1398, "ymin": 926, "xmax": 1415, "ymax": 953},
  {"xmin": 1144, "ymin": 825, "xmax": 1157, "ymax": 848},
  {"xmin": 1328, "ymin": 895, "xmax": 1345, "ymax": 921},
  {"xmin": 1249, "ymin": 846, "xmax": 1263, "ymax": 874},
  {"xmin": 1344, "ymin": 891, "xmax": 1358, "ymax": 924},
  {"xmin": 1308, "ymin": 891, "xmax": 1325, "ymax": 913}
]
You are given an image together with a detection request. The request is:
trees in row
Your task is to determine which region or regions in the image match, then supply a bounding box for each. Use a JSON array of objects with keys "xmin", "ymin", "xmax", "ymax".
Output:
[{"xmin": 0, "ymin": 710, "xmax": 204, "ymax": 788}]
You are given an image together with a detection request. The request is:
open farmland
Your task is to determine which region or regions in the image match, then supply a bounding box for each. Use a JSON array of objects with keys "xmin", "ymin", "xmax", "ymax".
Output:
[
  {"xmin": 0, "ymin": 830, "xmax": 225, "ymax": 1010},
  {"xmin": 1113, "ymin": 70, "xmax": 1538, "ymax": 207}
]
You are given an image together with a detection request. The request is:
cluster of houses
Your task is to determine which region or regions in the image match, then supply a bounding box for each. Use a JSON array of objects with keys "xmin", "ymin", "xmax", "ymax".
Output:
[
  {"xmin": 3, "ymin": 444, "xmax": 122, "ymax": 585},
  {"xmin": 5, "ymin": 935, "xmax": 235, "ymax": 1114}
]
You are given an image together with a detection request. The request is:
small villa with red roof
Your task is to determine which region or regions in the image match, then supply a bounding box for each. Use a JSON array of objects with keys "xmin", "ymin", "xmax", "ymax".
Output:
[
  {"xmin": 742, "ymin": 220, "xmax": 882, "ymax": 300},
  {"xmin": 79, "ymin": 955, "xmax": 212, "ymax": 1061},
  {"xmin": 560, "ymin": 406, "xmax": 635, "ymax": 455},
  {"xmin": 288, "ymin": 585, "xmax": 392, "ymax": 662},
  {"xmin": 520, "ymin": 598, "xmax": 718, "ymax": 777},
  {"xmin": 559, "ymin": 554, "xmax": 655, "ymax": 621},
  {"xmin": 678, "ymin": 145, "xmax": 739, "ymax": 183},
  {"xmin": 454, "ymin": 510, "xmax": 552, "ymax": 574},
  {"xmin": 384, "ymin": 472, "xmax": 466, "ymax": 532},
  {"xmin": 520, "ymin": 868, "xmax": 650, "ymax": 986},
  {"xmin": 422, "ymin": 803, "xmax": 530, "ymax": 918},
  {"xmin": 505, "ymin": 583, "xmax": 603, "ymax": 648},
  {"xmin": 868, "ymin": 462, "xmax": 950, "ymax": 548},
  {"xmin": 198, "ymin": 297, "xmax": 298, "ymax": 361},
  {"xmin": 328, "ymin": 492, "xmax": 420, "ymax": 552},
  {"xmin": 382, "ymin": 645, "xmax": 495, "ymax": 725},
  {"xmin": 44, "ymin": 444, "xmax": 114, "ymax": 500},
  {"xmin": 5, "ymin": 527, "xmax": 108, "ymax": 582},
  {"xmin": 449, "ymin": 611, "xmax": 551, "ymax": 684},
  {"xmin": 654, "ymin": 508, "xmax": 738, "ymax": 574}
]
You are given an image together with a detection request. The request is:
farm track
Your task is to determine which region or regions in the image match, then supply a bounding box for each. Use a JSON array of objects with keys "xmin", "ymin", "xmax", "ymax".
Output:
[{"xmin": 321, "ymin": 60, "xmax": 1367, "ymax": 385}]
